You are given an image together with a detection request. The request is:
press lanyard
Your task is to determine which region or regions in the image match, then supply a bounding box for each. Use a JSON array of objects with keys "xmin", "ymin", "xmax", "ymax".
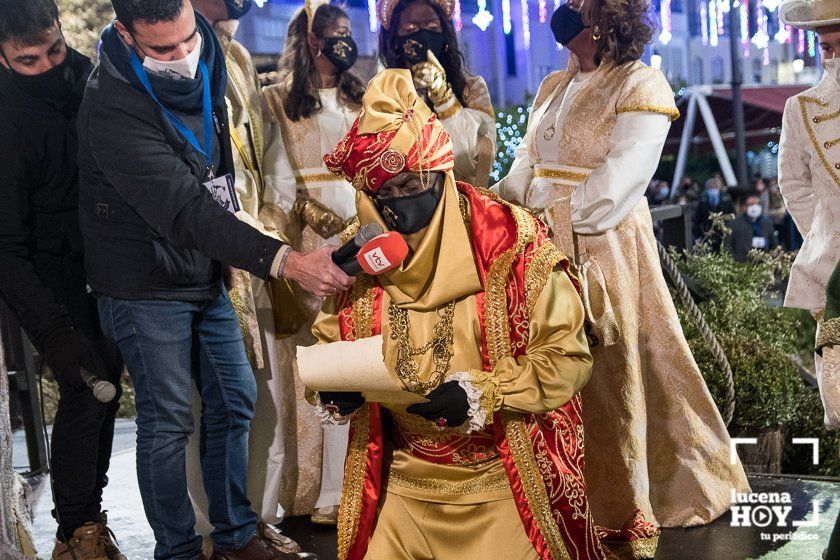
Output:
[{"xmin": 128, "ymin": 52, "xmax": 215, "ymax": 176}]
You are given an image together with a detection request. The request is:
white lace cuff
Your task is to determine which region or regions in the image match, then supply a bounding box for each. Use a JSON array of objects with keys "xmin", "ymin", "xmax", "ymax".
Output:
[
  {"xmin": 446, "ymin": 371, "xmax": 500, "ymax": 434},
  {"xmin": 313, "ymin": 392, "xmax": 351, "ymax": 427}
]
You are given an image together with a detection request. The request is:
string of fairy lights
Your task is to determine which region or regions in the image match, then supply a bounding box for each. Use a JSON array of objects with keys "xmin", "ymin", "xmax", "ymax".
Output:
[
  {"xmin": 694, "ymin": 0, "xmax": 816, "ymax": 59},
  {"xmin": 254, "ymin": 0, "xmax": 819, "ymax": 62}
]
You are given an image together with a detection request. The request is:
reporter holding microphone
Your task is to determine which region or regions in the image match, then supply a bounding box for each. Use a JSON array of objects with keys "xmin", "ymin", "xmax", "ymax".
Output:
[{"xmin": 77, "ymin": 1, "xmax": 349, "ymax": 559}]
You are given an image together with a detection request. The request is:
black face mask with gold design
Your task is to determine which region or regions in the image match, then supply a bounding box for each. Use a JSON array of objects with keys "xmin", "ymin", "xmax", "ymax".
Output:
[
  {"xmin": 398, "ymin": 29, "xmax": 447, "ymax": 66},
  {"xmin": 323, "ymin": 36, "xmax": 358, "ymax": 72}
]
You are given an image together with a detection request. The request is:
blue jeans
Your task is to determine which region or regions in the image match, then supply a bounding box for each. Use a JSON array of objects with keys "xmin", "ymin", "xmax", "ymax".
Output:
[{"xmin": 98, "ymin": 287, "xmax": 257, "ymax": 559}]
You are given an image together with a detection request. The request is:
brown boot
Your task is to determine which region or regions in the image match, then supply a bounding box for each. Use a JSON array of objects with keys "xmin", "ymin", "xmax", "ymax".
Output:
[
  {"xmin": 95, "ymin": 513, "xmax": 128, "ymax": 560},
  {"xmin": 213, "ymin": 536, "xmax": 318, "ymax": 560},
  {"xmin": 257, "ymin": 522, "xmax": 302, "ymax": 554},
  {"xmin": 51, "ymin": 523, "xmax": 109, "ymax": 560}
]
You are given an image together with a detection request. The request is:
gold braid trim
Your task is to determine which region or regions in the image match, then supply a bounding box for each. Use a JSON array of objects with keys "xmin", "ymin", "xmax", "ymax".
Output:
[
  {"xmin": 601, "ymin": 536, "xmax": 660, "ymax": 560},
  {"xmin": 337, "ymin": 405, "xmax": 371, "ymax": 560},
  {"xmin": 295, "ymin": 172, "xmax": 345, "ymax": 185},
  {"xmin": 525, "ymin": 241, "xmax": 565, "ymax": 317},
  {"xmin": 480, "ymin": 187, "xmax": 570, "ymax": 560},
  {"xmin": 351, "ymin": 274, "xmax": 376, "ymax": 340},
  {"xmin": 798, "ymin": 96, "xmax": 840, "ymax": 188},
  {"xmin": 386, "ymin": 469, "xmax": 509, "ymax": 495},
  {"xmin": 615, "ymin": 105, "xmax": 680, "ymax": 121},
  {"xmin": 817, "ymin": 317, "xmax": 840, "ymax": 349},
  {"xmin": 436, "ymin": 98, "xmax": 463, "ymax": 120},
  {"xmin": 502, "ymin": 413, "xmax": 573, "ymax": 560}
]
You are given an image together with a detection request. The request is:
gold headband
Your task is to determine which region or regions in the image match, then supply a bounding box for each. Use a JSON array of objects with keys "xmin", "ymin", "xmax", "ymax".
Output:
[
  {"xmin": 376, "ymin": 0, "xmax": 457, "ymax": 29},
  {"xmin": 305, "ymin": 0, "xmax": 331, "ymax": 32}
]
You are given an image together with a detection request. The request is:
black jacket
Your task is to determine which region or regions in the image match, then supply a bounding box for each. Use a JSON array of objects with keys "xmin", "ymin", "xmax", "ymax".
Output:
[
  {"xmin": 726, "ymin": 214, "xmax": 779, "ymax": 263},
  {"xmin": 77, "ymin": 30, "xmax": 283, "ymax": 301},
  {"xmin": 0, "ymin": 49, "xmax": 94, "ymax": 350}
]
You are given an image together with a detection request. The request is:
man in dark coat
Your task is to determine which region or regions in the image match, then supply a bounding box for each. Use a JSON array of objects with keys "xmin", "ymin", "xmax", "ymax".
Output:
[
  {"xmin": 78, "ymin": 0, "xmax": 345, "ymax": 558},
  {"xmin": 0, "ymin": 1, "xmax": 127, "ymax": 558}
]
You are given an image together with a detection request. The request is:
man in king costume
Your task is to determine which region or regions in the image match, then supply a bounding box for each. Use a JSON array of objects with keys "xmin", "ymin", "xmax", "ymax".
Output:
[{"xmin": 313, "ymin": 68, "xmax": 617, "ymax": 560}]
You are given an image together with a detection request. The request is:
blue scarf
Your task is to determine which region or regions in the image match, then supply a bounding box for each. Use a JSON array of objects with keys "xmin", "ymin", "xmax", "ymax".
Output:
[{"xmin": 98, "ymin": 10, "xmax": 227, "ymax": 114}]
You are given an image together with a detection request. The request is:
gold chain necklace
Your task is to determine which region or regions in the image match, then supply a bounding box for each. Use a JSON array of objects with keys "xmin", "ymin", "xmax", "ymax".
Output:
[{"xmin": 388, "ymin": 300, "xmax": 456, "ymax": 394}]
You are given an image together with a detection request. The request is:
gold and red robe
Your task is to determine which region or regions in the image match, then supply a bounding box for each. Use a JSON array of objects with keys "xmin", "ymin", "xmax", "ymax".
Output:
[{"xmin": 313, "ymin": 182, "xmax": 649, "ymax": 560}]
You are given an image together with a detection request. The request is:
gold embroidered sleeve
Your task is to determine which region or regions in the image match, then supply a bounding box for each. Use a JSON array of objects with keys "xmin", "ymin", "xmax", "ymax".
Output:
[
  {"xmin": 615, "ymin": 65, "xmax": 680, "ymax": 121},
  {"xmin": 493, "ymin": 269, "xmax": 592, "ymax": 414}
]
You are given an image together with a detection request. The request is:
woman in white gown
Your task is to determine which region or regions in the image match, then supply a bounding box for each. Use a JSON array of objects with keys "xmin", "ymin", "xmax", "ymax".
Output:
[
  {"xmin": 260, "ymin": 0, "xmax": 364, "ymax": 525},
  {"xmin": 496, "ymin": 0, "xmax": 749, "ymax": 556}
]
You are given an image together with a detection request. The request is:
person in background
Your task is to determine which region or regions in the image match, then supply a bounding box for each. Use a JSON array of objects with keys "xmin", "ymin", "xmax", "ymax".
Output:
[
  {"xmin": 678, "ymin": 175, "xmax": 702, "ymax": 204},
  {"xmin": 776, "ymin": 4, "xmax": 840, "ymax": 551},
  {"xmin": 496, "ymin": 0, "xmax": 749, "ymax": 555},
  {"xmin": 377, "ymin": 0, "xmax": 496, "ymax": 186},
  {"xmin": 693, "ymin": 176, "xmax": 735, "ymax": 241},
  {"xmin": 766, "ymin": 176, "xmax": 787, "ymax": 226},
  {"xmin": 0, "ymin": 2, "xmax": 126, "ymax": 558},
  {"xmin": 78, "ymin": 0, "xmax": 350, "ymax": 558},
  {"xmin": 725, "ymin": 190, "xmax": 779, "ymax": 263},
  {"xmin": 778, "ymin": 0, "xmax": 840, "ymax": 434},
  {"xmin": 185, "ymin": 0, "xmax": 305, "ymax": 553},
  {"xmin": 260, "ymin": 0, "xmax": 365, "ymax": 527}
]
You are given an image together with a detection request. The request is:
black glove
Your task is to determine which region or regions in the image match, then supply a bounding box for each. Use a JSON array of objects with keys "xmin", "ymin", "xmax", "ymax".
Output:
[
  {"xmin": 319, "ymin": 391, "xmax": 366, "ymax": 416},
  {"xmin": 406, "ymin": 381, "xmax": 469, "ymax": 428},
  {"xmin": 42, "ymin": 330, "xmax": 109, "ymax": 391}
]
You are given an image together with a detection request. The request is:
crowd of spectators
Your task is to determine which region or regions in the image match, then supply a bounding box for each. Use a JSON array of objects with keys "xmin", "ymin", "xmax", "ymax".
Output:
[{"xmin": 646, "ymin": 173, "xmax": 804, "ymax": 258}]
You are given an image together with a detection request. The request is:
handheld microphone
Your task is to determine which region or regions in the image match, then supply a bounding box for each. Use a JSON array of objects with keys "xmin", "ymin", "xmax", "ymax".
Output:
[
  {"xmin": 342, "ymin": 232, "xmax": 410, "ymax": 276},
  {"xmin": 80, "ymin": 368, "xmax": 117, "ymax": 403},
  {"xmin": 331, "ymin": 223, "xmax": 384, "ymax": 270}
]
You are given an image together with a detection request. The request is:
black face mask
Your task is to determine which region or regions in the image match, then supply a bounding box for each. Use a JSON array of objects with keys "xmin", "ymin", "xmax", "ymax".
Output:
[
  {"xmin": 3, "ymin": 47, "xmax": 81, "ymax": 106},
  {"xmin": 224, "ymin": 0, "xmax": 253, "ymax": 19},
  {"xmin": 323, "ymin": 36, "xmax": 358, "ymax": 72},
  {"xmin": 376, "ymin": 175, "xmax": 443, "ymax": 234},
  {"xmin": 398, "ymin": 29, "xmax": 447, "ymax": 66},
  {"xmin": 550, "ymin": 4, "xmax": 589, "ymax": 46}
]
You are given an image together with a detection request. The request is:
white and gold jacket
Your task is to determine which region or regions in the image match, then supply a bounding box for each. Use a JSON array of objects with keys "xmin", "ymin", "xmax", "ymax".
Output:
[{"xmin": 779, "ymin": 72, "xmax": 840, "ymax": 312}]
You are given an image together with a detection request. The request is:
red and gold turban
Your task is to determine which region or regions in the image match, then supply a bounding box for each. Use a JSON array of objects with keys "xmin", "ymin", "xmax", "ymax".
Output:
[{"xmin": 324, "ymin": 69, "xmax": 454, "ymax": 194}]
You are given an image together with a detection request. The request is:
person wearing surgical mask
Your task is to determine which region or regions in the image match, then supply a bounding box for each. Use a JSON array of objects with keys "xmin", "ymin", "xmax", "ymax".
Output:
[
  {"xmin": 376, "ymin": 0, "xmax": 497, "ymax": 186},
  {"xmin": 80, "ymin": 0, "xmax": 350, "ymax": 558},
  {"xmin": 261, "ymin": 0, "xmax": 365, "ymax": 528},
  {"xmin": 725, "ymin": 191, "xmax": 779, "ymax": 262},
  {"xmin": 495, "ymin": 0, "xmax": 750, "ymax": 554},
  {"xmin": 184, "ymin": 0, "xmax": 312, "ymax": 555},
  {"xmin": 778, "ymin": 3, "xmax": 840, "ymax": 527}
]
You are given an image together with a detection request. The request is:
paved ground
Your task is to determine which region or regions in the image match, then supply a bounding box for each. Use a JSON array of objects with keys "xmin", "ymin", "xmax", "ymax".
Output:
[{"xmin": 14, "ymin": 421, "xmax": 840, "ymax": 560}]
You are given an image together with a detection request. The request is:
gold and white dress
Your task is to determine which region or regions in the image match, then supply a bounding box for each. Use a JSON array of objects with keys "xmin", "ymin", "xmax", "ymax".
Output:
[
  {"xmin": 497, "ymin": 57, "xmax": 750, "ymax": 531},
  {"xmin": 261, "ymin": 82, "xmax": 361, "ymax": 515}
]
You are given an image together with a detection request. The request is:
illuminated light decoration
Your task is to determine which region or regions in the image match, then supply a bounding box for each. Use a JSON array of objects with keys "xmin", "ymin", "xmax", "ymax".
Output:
[
  {"xmin": 491, "ymin": 106, "xmax": 531, "ymax": 182},
  {"xmin": 763, "ymin": 46, "xmax": 770, "ymax": 65},
  {"xmin": 708, "ymin": 0, "xmax": 719, "ymax": 46},
  {"xmin": 554, "ymin": 0, "xmax": 561, "ymax": 7},
  {"xmin": 774, "ymin": 16, "xmax": 791, "ymax": 43},
  {"xmin": 716, "ymin": 0, "xmax": 725, "ymax": 37},
  {"xmin": 700, "ymin": 0, "xmax": 709, "ymax": 46},
  {"xmin": 741, "ymin": 0, "xmax": 750, "ymax": 56},
  {"xmin": 808, "ymin": 30, "xmax": 816, "ymax": 56},
  {"xmin": 472, "ymin": 0, "xmax": 494, "ymax": 31},
  {"xmin": 751, "ymin": 0, "xmax": 769, "ymax": 50},
  {"xmin": 502, "ymin": 0, "xmax": 512, "ymax": 34},
  {"xmin": 539, "ymin": 0, "xmax": 548, "ymax": 23},
  {"xmin": 521, "ymin": 0, "xmax": 531, "ymax": 48},
  {"xmin": 453, "ymin": 0, "xmax": 463, "ymax": 30},
  {"xmin": 797, "ymin": 28, "xmax": 806, "ymax": 53},
  {"xmin": 254, "ymin": 0, "xmax": 267, "ymax": 6},
  {"xmin": 368, "ymin": 0, "xmax": 378, "ymax": 32},
  {"xmin": 659, "ymin": 0, "xmax": 672, "ymax": 45}
]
